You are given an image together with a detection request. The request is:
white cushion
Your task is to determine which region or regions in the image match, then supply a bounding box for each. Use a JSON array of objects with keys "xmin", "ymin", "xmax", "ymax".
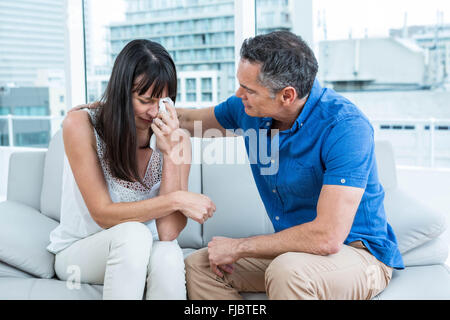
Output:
[
  {"xmin": 0, "ymin": 261, "xmax": 33, "ymax": 279},
  {"xmin": 375, "ymin": 265, "xmax": 450, "ymax": 300},
  {"xmin": 383, "ymin": 188, "xmax": 447, "ymax": 254},
  {"xmin": 402, "ymin": 237, "xmax": 448, "ymax": 267},
  {"xmin": 0, "ymin": 278, "xmax": 102, "ymax": 300},
  {"xmin": 201, "ymin": 138, "xmax": 273, "ymax": 246},
  {"xmin": 40, "ymin": 129, "xmax": 64, "ymax": 222},
  {"xmin": 176, "ymin": 138, "xmax": 203, "ymax": 249},
  {"xmin": 7, "ymin": 151, "xmax": 46, "ymax": 211},
  {"xmin": 0, "ymin": 201, "xmax": 58, "ymax": 278}
]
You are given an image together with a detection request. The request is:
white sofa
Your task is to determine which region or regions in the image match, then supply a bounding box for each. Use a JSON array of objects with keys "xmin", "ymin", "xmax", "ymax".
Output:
[{"xmin": 0, "ymin": 130, "xmax": 449, "ymax": 300}]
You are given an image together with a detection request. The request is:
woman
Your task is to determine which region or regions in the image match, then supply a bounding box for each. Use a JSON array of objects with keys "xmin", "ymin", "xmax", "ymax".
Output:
[{"xmin": 46, "ymin": 39, "xmax": 215, "ymax": 300}]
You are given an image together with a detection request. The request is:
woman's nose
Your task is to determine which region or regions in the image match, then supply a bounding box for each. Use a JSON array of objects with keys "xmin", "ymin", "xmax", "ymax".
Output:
[{"xmin": 147, "ymin": 103, "xmax": 159, "ymax": 118}]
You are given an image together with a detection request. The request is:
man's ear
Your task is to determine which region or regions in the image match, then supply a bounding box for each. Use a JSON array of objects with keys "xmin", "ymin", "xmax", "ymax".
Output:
[{"xmin": 280, "ymin": 87, "xmax": 298, "ymax": 105}]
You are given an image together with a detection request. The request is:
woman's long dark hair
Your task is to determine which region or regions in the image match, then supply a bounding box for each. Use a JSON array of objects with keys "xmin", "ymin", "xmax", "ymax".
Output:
[{"xmin": 96, "ymin": 39, "xmax": 177, "ymax": 186}]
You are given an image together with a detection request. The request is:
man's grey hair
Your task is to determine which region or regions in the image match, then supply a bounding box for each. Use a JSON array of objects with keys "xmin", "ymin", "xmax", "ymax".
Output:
[{"xmin": 240, "ymin": 31, "xmax": 318, "ymax": 99}]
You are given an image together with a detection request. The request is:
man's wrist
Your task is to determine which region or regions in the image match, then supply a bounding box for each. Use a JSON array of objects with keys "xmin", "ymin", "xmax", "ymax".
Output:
[{"xmin": 234, "ymin": 238, "xmax": 249, "ymax": 260}]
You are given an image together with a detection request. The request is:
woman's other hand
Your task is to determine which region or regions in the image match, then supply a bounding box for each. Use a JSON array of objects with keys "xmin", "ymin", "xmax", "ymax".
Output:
[{"xmin": 171, "ymin": 191, "xmax": 216, "ymax": 224}]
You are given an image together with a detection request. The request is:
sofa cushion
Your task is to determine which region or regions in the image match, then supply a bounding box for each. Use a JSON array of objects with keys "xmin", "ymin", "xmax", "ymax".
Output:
[
  {"xmin": 201, "ymin": 138, "xmax": 274, "ymax": 246},
  {"xmin": 374, "ymin": 265, "xmax": 450, "ymax": 300},
  {"xmin": 384, "ymin": 188, "xmax": 447, "ymax": 254},
  {"xmin": 0, "ymin": 278, "xmax": 103, "ymax": 300},
  {"xmin": 0, "ymin": 261, "xmax": 33, "ymax": 279},
  {"xmin": 374, "ymin": 140, "xmax": 398, "ymax": 191},
  {"xmin": 0, "ymin": 201, "xmax": 59, "ymax": 278},
  {"xmin": 177, "ymin": 138, "xmax": 203, "ymax": 249},
  {"xmin": 40, "ymin": 129, "xmax": 64, "ymax": 222},
  {"xmin": 401, "ymin": 237, "xmax": 448, "ymax": 267},
  {"xmin": 7, "ymin": 151, "xmax": 46, "ymax": 211}
]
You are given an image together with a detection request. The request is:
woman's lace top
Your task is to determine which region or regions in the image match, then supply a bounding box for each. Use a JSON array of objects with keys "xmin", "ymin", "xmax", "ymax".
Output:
[{"xmin": 86, "ymin": 109, "xmax": 163, "ymax": 203}]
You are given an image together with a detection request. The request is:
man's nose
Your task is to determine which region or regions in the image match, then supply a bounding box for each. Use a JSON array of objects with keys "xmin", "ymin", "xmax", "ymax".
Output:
[{"xmin": 235, "ymin": 86, "xmax": 245, "ymax": 99}]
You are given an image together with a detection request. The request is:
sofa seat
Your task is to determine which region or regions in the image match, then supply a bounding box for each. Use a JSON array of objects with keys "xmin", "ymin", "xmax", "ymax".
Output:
[{"xmin": 0, "ymin": 261, "xmax": 102, "ymax": 300}]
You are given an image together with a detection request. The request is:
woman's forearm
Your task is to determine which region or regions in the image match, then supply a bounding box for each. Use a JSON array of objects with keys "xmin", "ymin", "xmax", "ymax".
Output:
[
  {"xmin": 156, "ymin": 152, "xmax": 189, "ymax": 241},
  {"xmin": 93, "ymin": 192, "xmax": 181, "ymax": 229}
]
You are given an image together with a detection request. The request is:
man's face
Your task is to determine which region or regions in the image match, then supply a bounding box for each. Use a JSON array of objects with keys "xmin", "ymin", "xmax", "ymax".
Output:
[{"xmin": 235, "ymin": 59, "xmax": 279, "ymax": 118}]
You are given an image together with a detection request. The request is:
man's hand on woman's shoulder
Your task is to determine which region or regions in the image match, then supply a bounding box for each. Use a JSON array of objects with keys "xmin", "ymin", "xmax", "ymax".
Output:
[{"xmin": 67, "ymin": 101, "xmax": 101, "ymax": 114}]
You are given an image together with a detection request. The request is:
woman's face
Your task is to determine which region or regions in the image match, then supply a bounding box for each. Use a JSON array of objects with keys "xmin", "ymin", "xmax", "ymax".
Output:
[{"xmin": 132, "ymin": 81, "xmax": 169, "ymax": 131}]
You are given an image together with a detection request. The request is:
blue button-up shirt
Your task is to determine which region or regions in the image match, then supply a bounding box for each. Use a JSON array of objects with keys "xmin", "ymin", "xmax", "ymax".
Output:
[{"xmin": 214, "ymin": 80, "xmax": 404, "ymax": 269}]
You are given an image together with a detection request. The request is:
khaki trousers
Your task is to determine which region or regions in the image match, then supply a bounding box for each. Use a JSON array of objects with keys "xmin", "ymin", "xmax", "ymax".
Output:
[{"xmin": 185, "ymin": 241, "xmax": 393, "ymax": 300}]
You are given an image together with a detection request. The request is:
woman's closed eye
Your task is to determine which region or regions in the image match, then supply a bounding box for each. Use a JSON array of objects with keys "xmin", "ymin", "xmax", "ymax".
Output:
[{"xmin": 138, "ymin": 99, "xmax": 157, "ymax": 105}]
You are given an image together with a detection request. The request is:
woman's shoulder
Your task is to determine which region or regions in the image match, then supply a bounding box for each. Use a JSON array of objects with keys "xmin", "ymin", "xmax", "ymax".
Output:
[
  {"xmin": 62, "ymin": 109, "xmax": 96, "ymax": 148},
  {"xmin": 64, "ymin": 107, "xmax": 90, "ymax": 122}
]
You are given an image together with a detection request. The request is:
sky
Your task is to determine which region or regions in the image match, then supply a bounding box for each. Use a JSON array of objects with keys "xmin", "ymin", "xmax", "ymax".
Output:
[{"xmin": 314, "ymin": 0, "xmax": 450, "ymax": 40}]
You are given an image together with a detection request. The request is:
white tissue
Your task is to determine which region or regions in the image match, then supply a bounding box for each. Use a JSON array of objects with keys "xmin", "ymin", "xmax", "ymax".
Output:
[{"xmin": 159, "ymin": 97, "xmax": 174, "ymax": 114}]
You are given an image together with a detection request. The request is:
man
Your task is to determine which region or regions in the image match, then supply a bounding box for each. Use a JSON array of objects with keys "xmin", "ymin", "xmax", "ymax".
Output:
[{"xmin": 177, "ymin": 31, "xmax": 404, "ymax": 300}]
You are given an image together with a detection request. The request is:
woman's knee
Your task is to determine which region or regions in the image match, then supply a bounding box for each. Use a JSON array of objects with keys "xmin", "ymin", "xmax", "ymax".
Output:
[
  {"xmin": 149, "ymin": 241, "xmax": 184, "ymax": 271},
  {"xmin": 109, "ymin": 222, "xmax": 153, "ymax": 262}
]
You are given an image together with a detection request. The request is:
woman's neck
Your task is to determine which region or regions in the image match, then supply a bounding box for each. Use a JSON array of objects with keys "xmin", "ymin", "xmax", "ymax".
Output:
[{"xmin": 136, "ymin": 128, "xmax": 151, "ymax": 149}]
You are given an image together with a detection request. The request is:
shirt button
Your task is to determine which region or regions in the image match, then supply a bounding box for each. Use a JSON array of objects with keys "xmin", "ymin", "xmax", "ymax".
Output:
[
  {"xmin": 272, "ymin": 189, "xmax": 277, "ymax": 193},
  {"xmin": 266, "ymin": 122, "xmax": 271, "ymax": 127},
  {"xmin": 341, "ymin": 179, "xmax": 346, "ymax": 184},
  {"xmin": 300, "ymin": 123, "xmax": 304, "ymax": 127},
  {"xmin": 275, "ymin": 216, "xmax": 280, "ymax": 221}
]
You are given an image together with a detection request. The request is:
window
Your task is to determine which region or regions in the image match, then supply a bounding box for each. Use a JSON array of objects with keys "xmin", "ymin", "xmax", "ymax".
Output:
[
  {"xmin": 84, "ymin": 0, "xmax": 234, "ymax": 107},
  {"xmin": 0, "ymin": 0, "xmax": 66, "ymax": 147},
  {"xmin": 186, "ymin": 78, "xmax": 197, "ymax": 102}
]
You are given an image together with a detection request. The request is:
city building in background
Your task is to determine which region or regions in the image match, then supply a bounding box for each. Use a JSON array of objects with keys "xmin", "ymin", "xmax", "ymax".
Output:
[
  {"xmin": 390, "ymin": 18, "xmax": 450, "ymax": 90},
  {"xmin": 317, "ymin": 31, "xmax": 450, "ymax": 167},
  {"xmin": 92, "ymin": 0, "xmax": 312, "ymax": 106},
  {"xmin": 0, "ymin": 0, "xmax": 66, "ymax": 147},
  {"xmin": 107, "ymin": 0, "xmax": 236, "ymax": 104},
  {"xmin": 0, "ymin": 0, "xmax": 65, "ymax": 87},
  {"xmin": 318, "ymin": 38, "xmax": 428, "ymax": 91}
]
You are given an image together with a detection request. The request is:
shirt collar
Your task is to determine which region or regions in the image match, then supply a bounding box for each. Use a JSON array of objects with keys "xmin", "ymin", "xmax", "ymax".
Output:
[{"xmin": 294, "ymin": 79, "xmax": 323, "ymax": 129}]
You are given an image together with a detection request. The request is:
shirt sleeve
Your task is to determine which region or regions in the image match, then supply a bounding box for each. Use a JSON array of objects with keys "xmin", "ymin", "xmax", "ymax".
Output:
[
  {"xmin": 214, "ymin": 95, "xmax": 245, "ymax": 130},
  {"xmin": 322, "ymin": 116, "xmax": 375, "ymax": 189}
]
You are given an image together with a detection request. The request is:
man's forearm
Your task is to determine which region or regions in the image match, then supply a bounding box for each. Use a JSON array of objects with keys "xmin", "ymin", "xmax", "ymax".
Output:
[
  {"xmin": 235, "ymin": 221, "xmax": 338, "ymax": 260},
  {"xmin": 176, "ymin": 108, "xmax": 195, "ymax": 136}
]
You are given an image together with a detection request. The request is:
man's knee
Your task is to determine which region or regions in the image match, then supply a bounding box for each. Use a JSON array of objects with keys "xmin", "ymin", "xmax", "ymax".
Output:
[
  {"xmin": 185, "ymin": 247, "xmax": 209, "ymax": 272},
  {"xmin": 265, "ymin": 253, "xmax": 317, "ymax": 300}
]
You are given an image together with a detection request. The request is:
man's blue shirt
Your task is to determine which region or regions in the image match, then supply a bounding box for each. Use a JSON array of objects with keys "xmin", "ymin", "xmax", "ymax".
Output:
[{"xmin": 214, "ymin": 80, "xmax": 404, "ymax": 269}]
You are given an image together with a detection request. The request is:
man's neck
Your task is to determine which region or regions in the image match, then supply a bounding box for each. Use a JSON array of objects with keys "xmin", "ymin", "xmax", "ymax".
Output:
[{"xmin": 272, "ymin": 97, "xmax": 307, "ymax": 131}]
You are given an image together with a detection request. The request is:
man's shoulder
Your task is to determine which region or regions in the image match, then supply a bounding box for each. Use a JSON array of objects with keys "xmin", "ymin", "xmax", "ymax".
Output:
[
  {"xmin": 220, "ymin": 95, "xmax": 243, "ymax": 106},
  {"xmin": 316, "ymin": 88, "xmax": 370, "ymax": 127}
]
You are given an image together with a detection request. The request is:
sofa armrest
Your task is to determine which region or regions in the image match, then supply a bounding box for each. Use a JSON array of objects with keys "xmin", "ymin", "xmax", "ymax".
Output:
[{"xmin": 7, "ymin": 151, "xmax": 46, "ymax": 211}]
